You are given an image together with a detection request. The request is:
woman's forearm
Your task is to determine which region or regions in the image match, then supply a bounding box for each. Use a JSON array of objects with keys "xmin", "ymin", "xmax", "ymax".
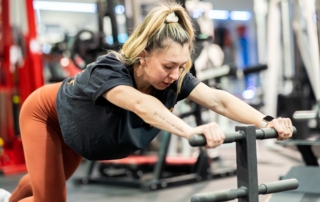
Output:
[
  {"xmin": 133, "ymin": 95, "xmax": 193, "ymax": 138},
  {"xmin": 211, "ymin": 90, "xmax": 265, "ymax": 128},
  {"xmin": 104, "ymin": 85, "xmax": 194, "ymax": 138}
]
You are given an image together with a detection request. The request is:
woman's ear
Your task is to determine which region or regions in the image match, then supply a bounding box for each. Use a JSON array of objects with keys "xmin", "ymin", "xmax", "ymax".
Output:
[{"xmin": 138, "ymin": 50, "xmax": 147, "ymax": 66}]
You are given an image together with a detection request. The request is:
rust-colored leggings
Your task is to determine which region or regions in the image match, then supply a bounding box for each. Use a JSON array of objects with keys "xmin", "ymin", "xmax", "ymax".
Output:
[{"xmin": 9, "ymin": 83, "xmax": 83, "ymax": 202}]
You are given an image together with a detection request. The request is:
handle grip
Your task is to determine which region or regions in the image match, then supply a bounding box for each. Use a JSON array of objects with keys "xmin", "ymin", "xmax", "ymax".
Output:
[
  {"xmin": 189, "ymin": 127, "xmax": 297, "ymax": 147},
  {"xmin": 191, "ymin": 178, "xmax": 299, "ymax": 202}
]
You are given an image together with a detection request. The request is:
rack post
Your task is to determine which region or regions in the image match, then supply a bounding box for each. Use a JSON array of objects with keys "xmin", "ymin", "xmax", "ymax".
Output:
[{"xmin": 235, "ymin": 125, "xmax": 258, "ymax": 202}]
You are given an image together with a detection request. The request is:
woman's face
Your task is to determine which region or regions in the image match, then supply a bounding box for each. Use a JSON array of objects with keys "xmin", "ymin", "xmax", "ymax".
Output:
[{"xmin": 141, "ymin": 42, "xmax": 190, "ymax": 90}]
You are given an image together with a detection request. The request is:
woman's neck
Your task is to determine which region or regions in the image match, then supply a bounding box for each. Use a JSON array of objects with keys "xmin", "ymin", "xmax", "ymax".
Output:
[{"xmin": 133, "ymin": 65, "xmax": 153, "ymax": 95}]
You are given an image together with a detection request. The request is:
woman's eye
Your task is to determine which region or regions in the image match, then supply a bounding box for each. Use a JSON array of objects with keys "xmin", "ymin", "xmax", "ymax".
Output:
[{"xmin": 164, "ymin": 66, "xmax": 173, "ymax": 70}]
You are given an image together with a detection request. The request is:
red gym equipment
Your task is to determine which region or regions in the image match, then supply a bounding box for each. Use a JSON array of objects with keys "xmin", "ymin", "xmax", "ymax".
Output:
[{"xmin": 0, "ymin": 0, "xmax": 44, "ymax": 175}]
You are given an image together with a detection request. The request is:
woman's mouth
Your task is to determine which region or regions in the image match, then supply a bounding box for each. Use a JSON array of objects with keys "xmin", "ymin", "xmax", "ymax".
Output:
[{"xmin": 162, "ymin": 82, "xmax": 171, "ymax": 87}]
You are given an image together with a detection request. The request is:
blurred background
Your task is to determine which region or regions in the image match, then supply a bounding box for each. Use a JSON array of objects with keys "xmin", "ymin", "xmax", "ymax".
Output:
[{"xmin": 1, "ymin": 0, "xmax": 320, "ymax": 201}]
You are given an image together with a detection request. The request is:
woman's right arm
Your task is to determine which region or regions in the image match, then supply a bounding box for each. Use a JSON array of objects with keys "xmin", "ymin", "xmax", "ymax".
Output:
[
  {"xmin": 103, "ymin": 85, "xmax": 225, "ymax": 147},
  {"xmin": 103, "ymin": 85, "xmax": 193, "ymax": 138}
]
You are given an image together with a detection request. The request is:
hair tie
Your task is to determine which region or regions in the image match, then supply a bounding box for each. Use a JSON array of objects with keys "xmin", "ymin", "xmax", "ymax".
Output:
[{"xmin": 165, "ymin": 12, "xmax": 179, "ymax": 23}]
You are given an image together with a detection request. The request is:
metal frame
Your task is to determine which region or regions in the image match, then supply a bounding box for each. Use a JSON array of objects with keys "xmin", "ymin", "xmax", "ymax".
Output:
[
  {"xmin": 235, "ymin": 126, "xmax": 259, "ymax": 201},
  {"xmin": 189, "ymin": 125, "xmax": 299, "ymax": 202}
]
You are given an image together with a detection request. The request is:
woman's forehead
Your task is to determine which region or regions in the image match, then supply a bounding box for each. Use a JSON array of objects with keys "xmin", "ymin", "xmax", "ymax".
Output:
[{"xmin": 152, "ymin": 43, "xmax": 189, "ymax": 63}]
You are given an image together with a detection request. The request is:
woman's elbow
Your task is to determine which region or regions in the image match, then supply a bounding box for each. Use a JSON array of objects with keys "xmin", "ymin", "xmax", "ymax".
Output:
[{"xmin": 131, "ymin": 95, "xmax": 153, "ymax": 117}]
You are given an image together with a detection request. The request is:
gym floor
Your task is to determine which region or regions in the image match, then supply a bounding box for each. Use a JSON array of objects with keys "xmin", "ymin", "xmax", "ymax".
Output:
[{"xmin": 0, "ymin": 141, "xmax": 306, "ymax": 202}]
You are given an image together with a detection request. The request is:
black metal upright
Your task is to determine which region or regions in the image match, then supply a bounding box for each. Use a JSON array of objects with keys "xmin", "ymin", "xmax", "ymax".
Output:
[
  {"xmin": 106, "ymin": 0, "xmax": 119, "ymax": 45},
  {"xmin": 148, "ymin": 131, "xmax": 172, "ymax": 189},
  {"xmin": 189, "ymin": 126, "xmax": 299, "ymax": 202},
  {"xmin": 235, "ymin": 125, "xmax": 258, "ymax": 202}
]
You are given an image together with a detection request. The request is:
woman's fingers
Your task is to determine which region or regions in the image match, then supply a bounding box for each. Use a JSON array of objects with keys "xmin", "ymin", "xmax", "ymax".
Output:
[
  {"xmin": 268, "ymin": 117, "xmax": 293, "ymax": 140},
  {"xmin": 202, "ymin": 122, "xmax": 225, "ymax": 148}
]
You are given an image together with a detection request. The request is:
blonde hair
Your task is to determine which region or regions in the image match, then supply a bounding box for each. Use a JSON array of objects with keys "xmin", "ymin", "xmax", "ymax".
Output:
[{"xmin": 109, "ymin": 1, "xmax": 195, "ymax": 93}]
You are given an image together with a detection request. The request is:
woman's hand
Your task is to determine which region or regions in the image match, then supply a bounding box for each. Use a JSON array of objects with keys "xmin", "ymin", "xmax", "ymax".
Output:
[
  {"xmin": 188, "ymin": 122, "xmax": 225, "ymax": 148},
  {"xmin": 266, "ymin": 118, "xmax": 293, "ymax": 140}
]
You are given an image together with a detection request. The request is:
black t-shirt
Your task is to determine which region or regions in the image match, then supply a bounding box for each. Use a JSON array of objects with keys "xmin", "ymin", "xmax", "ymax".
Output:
[{"xmin": 56, "ymin": 54, "xmax": 200, "ymax": 160}]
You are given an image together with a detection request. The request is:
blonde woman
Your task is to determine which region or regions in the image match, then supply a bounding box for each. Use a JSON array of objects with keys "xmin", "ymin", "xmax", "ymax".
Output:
[{"xmin": 1, "ymin": 2, "xmax": 293, "ymax": 202}]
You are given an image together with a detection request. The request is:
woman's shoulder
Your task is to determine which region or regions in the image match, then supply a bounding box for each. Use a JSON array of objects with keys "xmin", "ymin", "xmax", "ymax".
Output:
[
  {"xmin": 95, "ymin": 53, "xmax": 122, "ymax": 65},
  {"xmin": 84, "ymin": 53, "xmax": 129, "ymax": 73}
]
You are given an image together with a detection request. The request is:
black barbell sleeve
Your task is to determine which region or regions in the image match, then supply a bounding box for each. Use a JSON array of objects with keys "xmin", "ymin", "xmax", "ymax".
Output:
[
  {"xmin": 188, "ymin": 132, "xmax": 244, "ymax": 146},
  {"xmin": 191, "ymin": 179, "xmax": 298, "ymax": 202},
  {"xmin": 191, "ymin": 187, "xmax": 248, "ymax": 202},
  {"xmin": 242, "ymin": 64, "xmax": 268, "ymax": 75},
  {"xmin": 256, "ymin": 127, "xmax": 297, "ymax": 140},
  {"xmin": 258, "ymin": 178, "xmax": 299, "ymax": 194}
]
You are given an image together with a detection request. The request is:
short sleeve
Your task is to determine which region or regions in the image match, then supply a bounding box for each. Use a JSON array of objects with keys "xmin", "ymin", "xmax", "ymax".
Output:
[
  {"xmin": 176, "ymin": 72, "xmax": 200, "ymax": 101},
  {"xmin": 75, "ymin": 55, "xmax": 133, "ymax": 104}
]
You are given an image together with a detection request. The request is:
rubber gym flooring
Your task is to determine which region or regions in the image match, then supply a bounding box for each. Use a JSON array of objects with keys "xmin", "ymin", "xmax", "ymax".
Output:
[{"xmin": 1, "ymin": 140, "xmax": 310, "ymax": 202}]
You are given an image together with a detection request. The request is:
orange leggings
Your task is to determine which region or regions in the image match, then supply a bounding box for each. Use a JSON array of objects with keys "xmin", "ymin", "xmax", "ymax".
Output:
[{"xmin": 9, "ymin": 83, "xmax": 83, "ymax": 202}]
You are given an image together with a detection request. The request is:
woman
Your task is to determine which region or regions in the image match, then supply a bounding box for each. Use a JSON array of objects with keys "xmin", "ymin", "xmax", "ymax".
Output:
[{"xmin": 1, "ymin": 2, "xmax": 293, "ymax": 202}]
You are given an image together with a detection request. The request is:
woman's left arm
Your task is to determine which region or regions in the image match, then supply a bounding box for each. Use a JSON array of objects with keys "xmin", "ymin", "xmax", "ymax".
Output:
[{"xmin": 188, "ymin": 82, "xmax": 293, "ymax": 140}]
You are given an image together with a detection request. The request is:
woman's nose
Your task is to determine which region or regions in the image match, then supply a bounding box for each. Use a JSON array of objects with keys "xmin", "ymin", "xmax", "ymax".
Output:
[{"xmin": 169, "ymin": 67, "xmax": 180, "ymax": 80}]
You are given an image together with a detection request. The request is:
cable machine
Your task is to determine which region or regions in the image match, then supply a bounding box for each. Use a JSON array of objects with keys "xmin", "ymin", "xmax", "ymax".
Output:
[{"xmin": 0, "ymin": 0, "xmax": 43, "ymax": 175}]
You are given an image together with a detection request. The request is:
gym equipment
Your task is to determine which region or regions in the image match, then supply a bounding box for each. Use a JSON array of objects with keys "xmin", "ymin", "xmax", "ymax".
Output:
[
  {"xmin": 70, "ymin": 0, "xmax": 127, "ymax": 70},
  {"xmin": 259, "ymin": 0, "xmax": 320, "ymax": 167},
  {"xmin": 196, "ymin": 63, "xmax": 268, "ymax": 114},
  {"xmin": 293, "ymin": 102, "xmax": 320, "ymax": 130},
  {"xmin": 277, "ymin": 101, "xmax": 320, "ymax": 166},
  {"xmin": 264, "ymin": 0, "xmax": 320, "ymax": 117},
  {"xmin": 43, "ymin": 34, "xmax": 82, "ymax": 83},
  {"xmin": 0, "ymin": 0, "xmax": 43, "ymax": 175},
  {"xmin": 262, "ymin": 2, "xmax": 320, "ymax": 197},
  {"xmin": 70, "ymin": 29, "xmax": 101, "ymax": 70},
  {"xmin": 98, "ymin": 155, "xmax": 198, "ymax": 179},
  {"xmin": 269, "ymin": 166, "xmax": 320, "ymax": 201},
  {"xmin": 196, "ymin": 64, "xmax": 267, "ymax": 82},
  {"xmin": 275, "ymin": 94, "xmax": 317, "ymax": 166},
  {"xmin": 189, "ymin": 125, "xmax": 299, "ymax": 202}
]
